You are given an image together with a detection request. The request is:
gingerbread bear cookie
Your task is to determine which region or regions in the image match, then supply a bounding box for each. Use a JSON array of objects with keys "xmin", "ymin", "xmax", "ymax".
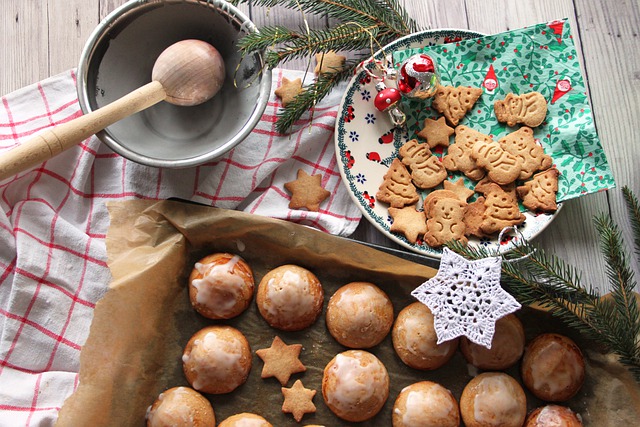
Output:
[
  {"xmin": 398, "ymin": 139, "xmax": 447, "ymax": 189},
  {"xmin": 471, "ymin": 139, "xmax": 523, "ymax": 186},
  {"xmin": 477, "ymin": 182, "xmax": 526, "ymax": 234},
  {"xmin": 376, "ymin": 158, "xmax": 420, "ymax": 208},
  {"xmin": 442, "ymin": 125, "xmax": 487, "ymax": 181},
  {"xmin": 499, "ymin": 126, "xmax": 553, "ymax": 180},
  {"xmin": 432, "ymin": 86, "xmax": 483, "ymax": 126},
  {"xmin": 516, "ymin": 168, "xmax": 560, "ymax": 212},
  {"xmin": 494, "ymin": 92, "xmax": 547, "ymax": 127},
  {"xmin": 424, "ymin": 194, "xmax": 468, "ymax": 247}
]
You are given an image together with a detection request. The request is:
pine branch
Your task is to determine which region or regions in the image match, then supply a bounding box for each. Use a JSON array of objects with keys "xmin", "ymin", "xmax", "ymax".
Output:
[
  {"xmin": 274, "ymin": 58, "xmax": 361, "ymax": 133},
  {"xmin": 448, "ymin": 235, "xmax": 640, "ymax": 382},
  {"xmin": 230, "ymin": 0, "xmax": 422, "ymax": 133},
  {"xmin": 623, "ymin": 185, "xmax": 640, "ymax": 260}
]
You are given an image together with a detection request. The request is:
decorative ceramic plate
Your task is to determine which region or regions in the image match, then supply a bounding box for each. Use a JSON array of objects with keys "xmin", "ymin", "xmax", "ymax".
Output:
[{"xmin": 335, "ymin": 29, "xmax": 561, "ymax": 259}]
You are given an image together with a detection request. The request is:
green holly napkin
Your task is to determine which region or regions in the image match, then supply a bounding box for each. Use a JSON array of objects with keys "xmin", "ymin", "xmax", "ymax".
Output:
[{"xmin": 392, "ymin": 19, "xmax": 614, "ymax": 202}]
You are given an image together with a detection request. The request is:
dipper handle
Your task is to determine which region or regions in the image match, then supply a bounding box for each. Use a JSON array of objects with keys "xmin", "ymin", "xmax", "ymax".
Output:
[{"xmin": 0, "ymin": 80, "xmax": 166, "ymax": 181}]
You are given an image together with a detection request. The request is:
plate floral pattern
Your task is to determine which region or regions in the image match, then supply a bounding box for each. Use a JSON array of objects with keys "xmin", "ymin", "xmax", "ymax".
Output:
[{"xmin": 335, "ymin": 29, "xmax": 561, "ymax": 259}]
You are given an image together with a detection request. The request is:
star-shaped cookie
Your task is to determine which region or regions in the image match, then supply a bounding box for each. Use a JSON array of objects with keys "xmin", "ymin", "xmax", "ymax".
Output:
[
  {"xmin": 274, "ymin": 77, "xmax": 303, "ymax": 107},
  {"xmin": 281, "ymin": 379, "xmax": 317, "ymax": 422},
  {"xmin": 416, "ymin": 116, "xmax": 455, "ymax": 148},
  {"xmin": 284, "ymin": 169, "xmax": 331, "ymax": 211},
  {"xmin": 256, "ymin": 336, "xmax": 306, "ymax": 386},
  {"xmin": 411, "ymin": 247, "xmax": 521, "ymax": 348},
  {"xmin": 389, "ymin": 204, "xmax": 427, "ymax": 244},
  {"xmin": 314, "ymin": 50, "xmax": 346, "ymax": 75},
  {"xmin": 443, "ymin": 178, "xmax": 474, "ymax": 202}
]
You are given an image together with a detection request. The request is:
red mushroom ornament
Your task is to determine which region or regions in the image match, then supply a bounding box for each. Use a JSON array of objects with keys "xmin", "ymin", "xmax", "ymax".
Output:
[{"xmin": 374, "ymin": 82, "xmax": 406, "ymax": 127}]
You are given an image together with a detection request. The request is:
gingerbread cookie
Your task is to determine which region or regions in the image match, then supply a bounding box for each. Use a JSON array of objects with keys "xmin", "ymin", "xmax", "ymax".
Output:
[
  {"xmin": 389, "ymin": 205, "xmax": 427, "ymax": 244},
  {"xmin": 416, "ymin": 116, "xmax": 455, "ymax": 148},
  {"xmin": 475, "ymin": 176, "xmax": 517, "ymax": 199},
  {"xmin": 424, "ymin": 194, "xmax": 468, "ymax": 247},
  {"xmin": 284, "ymin": 169, "xmax": 331, "ymax": 211},
  {"xmin": 477, "ymin": 182, "xmax": 526, "ymax": 234},
  {"xmin": 274, "ymin": 77, "xmax": 303, "ymax": 107},
  {"xmin": 256, "ymin": 336, "xmax": 306, "ymax": 386},
  {"xmin": 443, "ymin": 178, "xmax": 474, "ymax": 202},
  {"xmin": 432, "ymin": 85, "xmax": 482, "ymax": 126},
  {"xmin": 471, "ymin": 139, "xmax": 523, "ymax": 186},
  {"xmin": 494, "ymin": 91, "xmax": 547, "ymax": 127},
  {"xmin": 464, "ymin": 196, "xmax": 488, "ymax": 238},
  {"xmin": 314, "ymin": 51, "xmax": 346, "ymax": 75},
  {"xmin": 499, "ymin": 126, "xmax": 553, "ymax": 180},
  {"xmin": 442, "ymin": 125, "xmax": 488, "ymax": 181},
  {"xmin": 398, "ymin": 139, "xmax": 447, "ymax": 189},
  {"xmin": 282, "ymin": 380, "xmax": 317, "ymax": 422},
  {"xmin": 376, "ymin": 158, "xmax": 420, "ymax": 208},
  {"xmin": 516, "ymin": 168, "xmax": 560, "ymax": 212}
]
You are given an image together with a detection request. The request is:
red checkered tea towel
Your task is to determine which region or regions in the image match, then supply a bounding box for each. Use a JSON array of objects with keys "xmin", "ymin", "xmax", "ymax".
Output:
[{"xmin": 0, "ymin": 68, "xmax": 361, "ymax": 426}]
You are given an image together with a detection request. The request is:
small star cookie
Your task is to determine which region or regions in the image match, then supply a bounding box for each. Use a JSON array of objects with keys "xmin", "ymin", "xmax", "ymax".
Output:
[
  {"xmin": 443, "ymin": 178, "xmax": 474, "ymax": 202},
  {"xmin": 274, "ymin": 77, "xmax": 303, "ymax": 107},
  {"xmin": 389, "ymin": 204, "xmax": 427, "ymax": 244},
  {"xmin": 284, "ymin": 169, "xmax": 331, "ymax": 211},
  {"xmin": 256, "ymin": 336, "xmax": 306, "ymax": 386},
  {"xmin": 416, "ymin": 116, "xmax": 454, "ymax": 148},
  {"xmin": 281, "ymin": 379, "xmax": 317, "ymax": 422},
  {"xmin": 314, "ymin": 51, "xmax": 346, "ymax": 75}
]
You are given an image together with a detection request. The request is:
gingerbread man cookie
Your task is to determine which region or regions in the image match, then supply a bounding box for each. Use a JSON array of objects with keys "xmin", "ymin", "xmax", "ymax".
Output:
[
  {"xmin": 494, "ymin": 92, "xmax": 547, "ymax": 127},
  {"xmin": 398, "ymin": 139, "xmax": 447, "ymax": 189}
]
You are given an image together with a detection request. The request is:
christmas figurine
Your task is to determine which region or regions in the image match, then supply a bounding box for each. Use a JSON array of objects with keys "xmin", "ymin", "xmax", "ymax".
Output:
[{"xmin": 374, "ymin": 82, "xmax": 406, "ymax": 127}]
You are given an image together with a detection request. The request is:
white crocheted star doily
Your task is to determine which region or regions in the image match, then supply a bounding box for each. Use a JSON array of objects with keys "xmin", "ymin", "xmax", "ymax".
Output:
[{"xmin": 411, "ymin": 247, "xmax": 521, "ymax": 348}]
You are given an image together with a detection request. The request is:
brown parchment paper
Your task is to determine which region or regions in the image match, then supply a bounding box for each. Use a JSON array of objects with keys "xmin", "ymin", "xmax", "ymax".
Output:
[{"xmin": 56, "ymin": 199, "xmax": 640, "ymax": 426}]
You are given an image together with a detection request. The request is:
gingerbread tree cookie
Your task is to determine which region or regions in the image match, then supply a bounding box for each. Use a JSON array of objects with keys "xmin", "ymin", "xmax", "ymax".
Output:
[
  {"xmin": 274, "ymin": 77, "xmax": 303, "ymax": 107},
  {"xmin": 416, "ymin": 116, "xmax": 454, "ymax": 148},
  {"xmin": 516, "ymin": 168, "xmax": 560, "ymax": 212},
  {"xmin": 442, "ymin": 125, "xmax": 487, "ymax": 181},
  {"xmin": 494, "ymin": 91, "xmax": 547, "ymax": 127},
  {"xmin": 432, "ymin": 85, "xmax": 482, "ymax": 126},
  {"xmin": 398, "ymin": 139, "xmax": 447, "ymax": 189},
  {"xmin": 499, "ymin": 126, "xmax": 553, "ymax": 180},
  {"xmin": 477, "ymin": 182, "xmax": 526, "ymax": 234},
  {"xmin": 281, "ymin": 379, "xmax": 317, "ymax": 422},
  {"xmin": 389, "ymin": 204, "xmax": 427, "ymax": 244},
  {"xmin": 256, "ymin": 336, "xmax": 306, "ymax": 386},
  {"xmin": 375, "ymin": 158, "xmax": 420, "ymax": 208},
  {"xmin": 284, "ymin": 169, "xmax": 331, "ymax": 211}
]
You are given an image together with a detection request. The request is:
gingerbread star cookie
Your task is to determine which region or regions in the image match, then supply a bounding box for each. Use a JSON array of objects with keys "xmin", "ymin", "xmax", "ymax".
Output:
[
  {"xmin": 256, "ymin": 336, "xmax": 306, "ymax": 386},
  {"xmin": 416, "ymin": 116, "xmax": 455, "ymax": 148},
  {"xmin": 443, "ymin": 178, "xmax": 474, "ymax": 202},
  {"xmin": 314, "ymin": 51, "xmax": 346, "ymax": 75},
  {"xmin": 284, "ymin": 169, "xmax": 331, "ymax": 211},
  {"xmin": 281, "ymin": 379, "xmax": 317, "ymax": 422},
  {"xmin": 389, "ymin": 204, "xmax": 427, "ymax": 244},
  {"xmin": 274, "ymin": 77, "xmax": 303, "ymax": 107}
]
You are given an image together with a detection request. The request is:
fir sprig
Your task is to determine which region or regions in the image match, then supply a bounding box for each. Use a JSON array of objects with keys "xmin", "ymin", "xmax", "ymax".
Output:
[
  {"xmin": 230, "ymin": 0, "xmax": 422, "ymax": 132},
  {"xmin": 448, "ymin": 186, "xmax": 640, "ymax": 381}
]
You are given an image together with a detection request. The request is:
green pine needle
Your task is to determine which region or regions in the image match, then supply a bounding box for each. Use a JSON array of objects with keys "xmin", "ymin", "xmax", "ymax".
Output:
[{"xmin": 230, "ymin": 0, "xmax": 422, "ymax": 133}]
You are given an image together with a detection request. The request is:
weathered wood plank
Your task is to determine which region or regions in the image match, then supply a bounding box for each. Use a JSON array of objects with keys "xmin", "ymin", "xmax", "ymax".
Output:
[{"xmin": 0, "ymin": 1, "xmax": 48, "ymax": 95}]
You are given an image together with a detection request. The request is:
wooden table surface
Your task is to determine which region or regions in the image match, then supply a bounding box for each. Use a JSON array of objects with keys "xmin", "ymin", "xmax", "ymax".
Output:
[{"xmin": 2, "ymin": 0, "xmax": 639, "ymax": 293}]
